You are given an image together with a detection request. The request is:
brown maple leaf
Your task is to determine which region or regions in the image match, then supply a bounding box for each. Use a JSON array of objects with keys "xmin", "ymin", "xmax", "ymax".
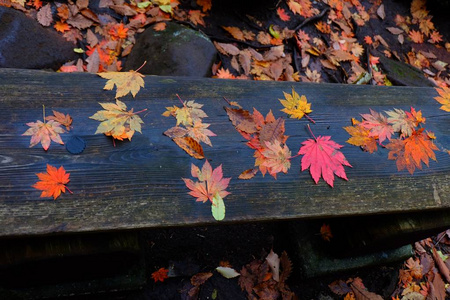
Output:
[
  {"xmin": 405, "ymin": 257, "xmax": 423, "ymax": 279},
  {"xmin": 45, "ymin": 110, "xmax": 73, "ymax": 131},
  {"xmin": 260, "ymin": 140, "xmax": 292, "ymax": 178},
  {"xmin": 32, "ymin": 164, "xmax": 72, "ymax": 200}
]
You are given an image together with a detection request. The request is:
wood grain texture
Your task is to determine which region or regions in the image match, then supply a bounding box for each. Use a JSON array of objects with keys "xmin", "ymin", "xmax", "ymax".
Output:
[{"xmin": 0, "ymin": 68, "xmax": 448, "ymax": 237}]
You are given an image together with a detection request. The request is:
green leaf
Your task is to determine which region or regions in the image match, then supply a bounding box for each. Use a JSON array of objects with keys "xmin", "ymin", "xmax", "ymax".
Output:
[
  {"xmin": 159, "ymin": 5, "xmax": 172, "ymax": 14},
  {"xmin": 211, "ymin": 193, "xmax": 225, "ymax": 221},
  {"xmin": 137, "ymin": 1, "xmax": 152, "ymax": 8}
]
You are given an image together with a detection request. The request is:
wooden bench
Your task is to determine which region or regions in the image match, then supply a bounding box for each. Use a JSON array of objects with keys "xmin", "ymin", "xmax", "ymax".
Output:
[{"xmin": 0, "ymin": 68, "xmax": 449, "ymax": 294}]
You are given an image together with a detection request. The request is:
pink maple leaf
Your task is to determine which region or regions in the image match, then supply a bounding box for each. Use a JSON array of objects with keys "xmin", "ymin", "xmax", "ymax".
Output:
[{"xmin": 298, "ymin": 131, "xmax": 352, "ymax": 187}]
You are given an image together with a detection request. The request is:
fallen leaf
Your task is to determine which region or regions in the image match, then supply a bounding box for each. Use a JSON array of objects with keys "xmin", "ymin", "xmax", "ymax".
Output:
[
  {"xmin": 238, "ymin": 168, "xmax": 258, "ymax": 180},
  {"xmin": 214, "ymin": 42, "xmax": 240, "ymax": 56},
  {"xmin": 260, "ymin": 140, "xmax": 291, "ymax": 178},
  {"xmin": 37, "ymin": 3, "xmax": 52, "ymax": 26},
  {"xmin": 224, "ymin": 107, "xmax": 258, "ymax": 134},
  {"xmin": 89, "ymin": 99, "xmax": 146, "ymax": 141},
  {"xmin": 298, "ymin": 130, "xmax": 352, "ymax": 187},
  {"xmin": 385, "ymin": 108, "xmax": 416, "ymax": 138},
  {"xmin": 23, "ymin": 118, "xmax": 65, "ymax": 151},
  {"xmin": 222, "ymin": 26, "xmax": 245, "ymax": 41},
  {"xmin": 183, "ymin": 160, "xmax": 231, "ymax": 203},
  {"xmin": 45, "ymin": 110, "xmax": 73, "ymax": 131},
  {"xmin": 320, "ymin": 223, "xmax": 333, "ymax": 241},
  {"xmin": 434, "ymin": 87, "xmax": 450, "ymax": 112},
  {"xmin": 344, "ymin": 122, "xmax": 378, "ymax": 153},
  {"xmin": 409, "ymin": 30, "xmax": 424, "ymax": 43},
  {"xmin": 376, "ymin": 4, "xmax": 385, "ymax": 19},
  {"xmin": 360, "ymin": 109, "xmax": 394, "ymax": 143},
  {"xmin": 54, "ymin": 21, "xmax": 71, "ymax": 33},
  {"xmin": 197, "ymin": 0, "xmax": 211, "ymax": 12},
  {"xmin": 386, "ymin": 129, "xmax": 438, "ymax": 174},
  {"xmin": 98, "ymin": 69, "xmax": 145, "ymax": 99},
  {"xmin": 216, "ymin": 266, "xmax": 240, "ymax": 278},
  {"xmin": 33, "ymin": 164, "xmax": 72, "ymax": 200},
  {"xmin": 266, "ymin": 250, "xmax": 280, "ymax": 282},
  {"xmin": 279, "ymin": 88, "xmax": 313, "ymax": 121},
  {"xmin": 277, "ymin": 7, "xmax": 290, "ymax": 21},
  {"xmin": 173, "ymin": 136, "xmax": 205, "ymax": 159},
  {"xmin": 151, "ymin": 268, "xmax": 169, "ymax": 282},
  {"xmin": 405, "ymin": 257, "xmax": 423, "ymax": 279}
]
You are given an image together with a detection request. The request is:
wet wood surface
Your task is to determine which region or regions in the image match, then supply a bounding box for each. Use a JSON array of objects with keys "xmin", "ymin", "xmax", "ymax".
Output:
[{"xmin": 0, "ymin": 68, "xmax": 448, "ymax": 237}]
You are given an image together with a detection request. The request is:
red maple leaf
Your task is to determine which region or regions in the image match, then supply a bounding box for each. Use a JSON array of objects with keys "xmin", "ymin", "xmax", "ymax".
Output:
[
  {"xmin": 277, "ymin": 7, "xmax": 291, "ymax": 21},
  {"xmin": 151, "ymin": 268, "xmax": 169, "ymax": 282},
  {"xmin": 183, "ymin": 160, "xmax": 231, "ymax": 203},
  {"xmin": 298, "ymin": 127, "xmax": 352, "ymax": 187},
  {"xmin": 32, "ymin": 164, "xmax": 72, "ymax": 200}
]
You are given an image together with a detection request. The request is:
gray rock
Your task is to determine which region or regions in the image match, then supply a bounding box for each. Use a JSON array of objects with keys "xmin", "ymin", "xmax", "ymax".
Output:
[
  {"xmin": 0, "ymin": 7, "xmax": 78, "ymax": 70},
  {"xmin": 125, "ymin": 22, "xmax": 217, "ymax": 77},
  {"xmin": 372, "ymin": 50, "xmax": 435, "ymax": 87}
]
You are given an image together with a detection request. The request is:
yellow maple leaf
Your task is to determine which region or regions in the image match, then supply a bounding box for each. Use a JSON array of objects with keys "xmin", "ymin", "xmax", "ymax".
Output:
[
  {"xmin": 89, "ymin": 99, "xmax": 146, "ymax": 141},
  {"xmin": 434, "ymin": 86, "xmax": 450, "ymax": 112},
  {"xmin": 279, "ymin": 88, "xmax": 313, "ymax": 122},
  {"xmin": 98, "ymin": 70, "xmax": 145, "ymax": 99}
]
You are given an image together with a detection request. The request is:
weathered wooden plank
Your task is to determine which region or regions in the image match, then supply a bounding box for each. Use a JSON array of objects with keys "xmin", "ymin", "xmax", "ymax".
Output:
[{"xmin": 0, "ymin": 68, "xmax": 448, "ymax": 237}]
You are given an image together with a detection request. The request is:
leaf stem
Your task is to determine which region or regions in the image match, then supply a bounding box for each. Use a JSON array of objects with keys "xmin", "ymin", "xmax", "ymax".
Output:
[
  {"xmin": 135, "ymin": 61, "xmax": 147, "ymax": 73},
  {"xmin": 305, "ymin": 113, "xmax": 315, "ymax": 124},
  {"xmin": 223, "ymin": 97, "xmax": 231, "ymax": 105},
  {"xmin": 176, "ymin": 94, "xmax": 186, "ymax": 106},
  {"xmin": 133, "ymin": 108, "xmax": 148, "ymax": 115},
  {"xmin": 42, "ymin": 105, "xmax": 46, "ymax": 124},
  {"xmin": 66, "ymin": 186, "xmax": 73, "ymax": 194},
  {"xmin": 306, "ymin": 124, "xmax": 317, "ymax": 141}
]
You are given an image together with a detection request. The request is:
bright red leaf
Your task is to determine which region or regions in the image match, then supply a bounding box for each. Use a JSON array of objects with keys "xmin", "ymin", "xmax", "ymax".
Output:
[{"xmin": 151, "ymin": 268, "xmax": 169, "ymax": 282}]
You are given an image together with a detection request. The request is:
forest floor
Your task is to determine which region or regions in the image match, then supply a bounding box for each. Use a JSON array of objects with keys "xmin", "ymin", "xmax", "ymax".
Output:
[{"xmin": 5, "ymin": 0, "xmax": 450, "ymax": 298}]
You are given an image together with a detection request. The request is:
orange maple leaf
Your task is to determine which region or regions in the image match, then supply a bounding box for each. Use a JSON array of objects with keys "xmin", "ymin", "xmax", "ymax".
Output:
[
  {"xmin": 364, "ymin": 36, "xmax": 373, "ymax": 45},
  {"xmin": 33, "ymin": 164, "xmax": 72, "ymax": 200},
  {"xmin": 386, "ymin": 129, "xmax": 438, "ymax": 174},
  {"xmin": 405, "ymin": 257, "xmax": 423, "ymax": 279},
  {"xmin": 409, "ymin": 30, "xmax": 424, "ymax": 43},
  {"xmin": 189, "ymin": 10, "xmax": 206, "ymax": 26},
  {"xmin": 320, "ymin": 224, "xmax": 333, "ymax": 241},
  {"xmin": 23, "ymin": 116, "xmax": 65, "ymax": 151},
  {"xmin": 434, "ymin": 86, "xmax": 450, "ymax": 112},
  {"xmin": 109, "ymin": 23, "xmax": 128, "ymax": 40},
  {"xmin": 222, "ymin": 26, "xmax": 245, "ymax": 41},
  {"xmin": 54, "ymin": 21, "xmax": 70, "ymax": 33},
  {"xmin": 153, "ymin": 22, "xmax": 167, "ymax": 31},
  {"xmin": 429, "ymin": 31, "xmax": 443, "ymax": 43},
  {"xmin": 196, "ymin": 0, "xmax": 211, "ymax": 12},
  {"xmin": 216, "ymin": 68, "xmax": 236, "ymax": 79},
  {"xmin": 151, "ymin": 268, "xmax": 169, "ymax": 283}
]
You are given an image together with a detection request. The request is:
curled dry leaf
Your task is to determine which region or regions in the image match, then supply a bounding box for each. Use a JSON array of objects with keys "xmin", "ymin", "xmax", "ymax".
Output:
[{"xmin": 173, "ymin": 137, "xmax": 205, "ymax": 159}]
